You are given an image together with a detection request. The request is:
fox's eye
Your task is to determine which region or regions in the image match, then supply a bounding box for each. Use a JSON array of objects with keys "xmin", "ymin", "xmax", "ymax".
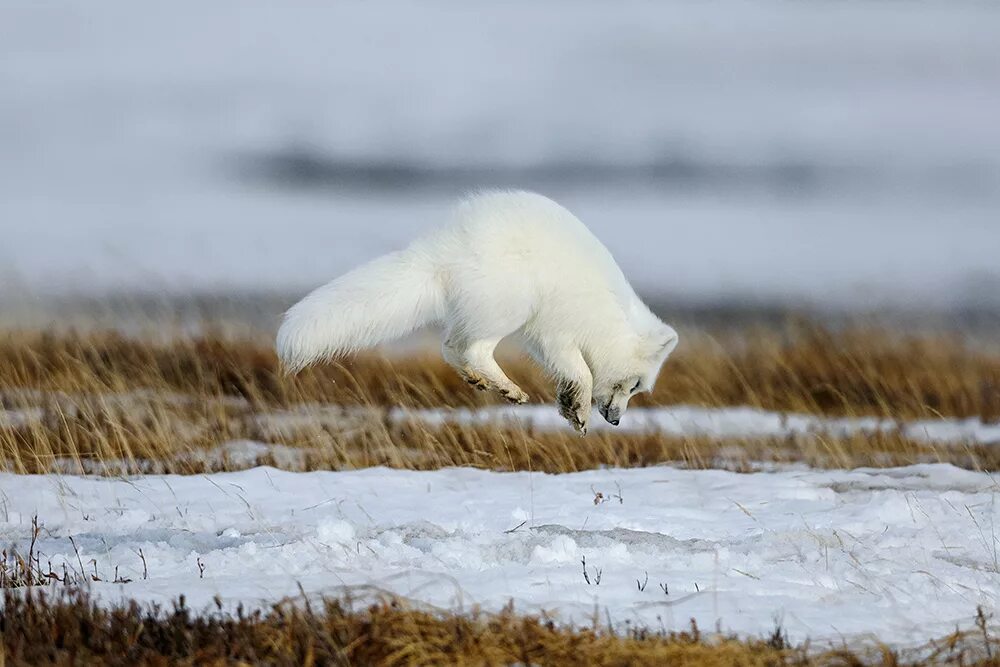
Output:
[{"xmin": 631, "ymin": 380, "xmax": 641, "ymax": 393}]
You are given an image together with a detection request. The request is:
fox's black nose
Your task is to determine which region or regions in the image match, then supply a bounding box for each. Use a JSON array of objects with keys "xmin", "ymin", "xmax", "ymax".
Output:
[{"xmin": 610, "ymin": 419, "xmax": 620, "ymax": 426}]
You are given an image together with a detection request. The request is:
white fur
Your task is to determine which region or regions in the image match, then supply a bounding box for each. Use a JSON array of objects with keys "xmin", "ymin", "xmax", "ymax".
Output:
[{"xmin": 277, "ymin": 190, "xmax": 678, "ymax": 433}]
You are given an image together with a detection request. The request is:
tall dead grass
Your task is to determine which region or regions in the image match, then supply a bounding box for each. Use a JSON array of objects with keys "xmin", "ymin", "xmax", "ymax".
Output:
[
  {"xmin": 7, "ymin": 414, "xmax": 997, "ymax": 476},
  {"xmin": 3, "ymin": 323, "xmax": 998, "ymax": 418},
  {"xmin": 2, "ymin": 589, "xmax": 998, "ymax": 666},
  {"xmin": 1, "ymin": 322, "xmax": 998, "ymax": 475}
]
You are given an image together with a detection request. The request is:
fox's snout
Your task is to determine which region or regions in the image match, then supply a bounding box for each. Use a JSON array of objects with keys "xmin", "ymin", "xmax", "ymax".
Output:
[{"xmin": 598, "ymin": 402, "xmax": 621, "ymax": 426}]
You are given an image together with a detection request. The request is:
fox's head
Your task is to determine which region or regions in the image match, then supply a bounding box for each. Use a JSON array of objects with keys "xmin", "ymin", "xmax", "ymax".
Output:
[{"xmin": 592, "ymin": 323, "xmax": 678, "ymax": 426}]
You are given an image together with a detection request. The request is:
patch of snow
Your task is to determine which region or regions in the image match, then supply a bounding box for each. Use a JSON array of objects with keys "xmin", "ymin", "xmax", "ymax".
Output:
[
  {"xmin": 389, "ymin": 405, "xmax": 1000, "ymax": 445},
  {"xmin": 46, "ymin": 440, "xmax": 318, "ymax": 476},
  {"xmin": 184, "ymin": 440, "xmax": 311, "ymax": 470},
  {"xmin": 1, "ymin": 464, "xmax": 997, "ymax": 645},
  {"xmin": 0, "ymin": 408, "xmax": 44, "ymax": 428}
]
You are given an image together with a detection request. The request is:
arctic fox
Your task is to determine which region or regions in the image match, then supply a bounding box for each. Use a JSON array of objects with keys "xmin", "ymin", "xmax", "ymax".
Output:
[{"xmin": 277, "ymin": 191, "xmax": 678, "ymax": 434}]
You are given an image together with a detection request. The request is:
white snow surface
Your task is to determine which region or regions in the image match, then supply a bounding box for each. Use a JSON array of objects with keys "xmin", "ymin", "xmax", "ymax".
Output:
[
  {"xmin": 2, "ymin": 463, "xmax": 998, "ymax": 645},
  {"xmin": 390, "ymin": 404, "xmax": 1000, "ymax": 445},
  {"xmin": 7, "ymin": 393, "xmax": 999, "ymax": 448}
]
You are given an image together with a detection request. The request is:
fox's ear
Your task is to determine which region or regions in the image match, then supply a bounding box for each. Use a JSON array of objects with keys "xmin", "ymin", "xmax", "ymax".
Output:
[
  {"xmin": 641, "ymin": 324, "xmax": 678, "ymax": 358},
  {"xmin": 658, "ymin": 326, "xmax": 679, "ymax": 356}
]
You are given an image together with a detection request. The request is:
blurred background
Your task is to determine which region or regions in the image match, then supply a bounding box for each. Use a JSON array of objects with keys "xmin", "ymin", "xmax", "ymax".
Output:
[{"xmin": 2, "ymin": 0, "xmax": 999, "ymax": 329}]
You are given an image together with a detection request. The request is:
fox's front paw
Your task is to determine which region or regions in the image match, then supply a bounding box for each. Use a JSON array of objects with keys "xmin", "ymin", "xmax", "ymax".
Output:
[
  {"xmin": 563, "ymin": 410, "xmax": 588, "ymax": 435},
  {"xmin": 557, "ymin": 381, "xmax": 590, "ymax": 436},
  {"xmin": 560, "ymin": 407, "xmax": 588, "ymax": 435}
]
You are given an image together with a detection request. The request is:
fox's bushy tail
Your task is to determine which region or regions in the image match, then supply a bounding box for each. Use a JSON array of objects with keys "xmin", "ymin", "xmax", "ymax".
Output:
[{"xmin": 276, "ymin": 248, "xmax": 444, "ymax": 373}]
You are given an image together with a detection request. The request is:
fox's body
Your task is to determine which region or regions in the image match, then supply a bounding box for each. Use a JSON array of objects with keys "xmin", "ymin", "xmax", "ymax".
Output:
[{"xmin": 278, "ymin": 191, "xmax": 678, "ymax": 433}]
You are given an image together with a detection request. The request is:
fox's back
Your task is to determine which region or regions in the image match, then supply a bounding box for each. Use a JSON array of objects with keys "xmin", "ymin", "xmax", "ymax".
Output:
[{"xmin": 427, "ymin": 191, "xmax": 627, "ymax": 296}]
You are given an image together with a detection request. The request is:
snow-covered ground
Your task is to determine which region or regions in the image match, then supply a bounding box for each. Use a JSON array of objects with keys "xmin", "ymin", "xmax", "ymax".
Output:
[
  {"xmin": 387, "ymin": 404, "xmax": 1000, "ymax": 445},
  {"xmin": 2, "ymin": 0, "xmax": 1000, "ymax": 311},
  {"xmin": 1, "ymin": 464, "xmax": 998, "ymax": 646},
  {"xmin": 5, "ymin": 399, "xmax": 999, "ymax": 450}
]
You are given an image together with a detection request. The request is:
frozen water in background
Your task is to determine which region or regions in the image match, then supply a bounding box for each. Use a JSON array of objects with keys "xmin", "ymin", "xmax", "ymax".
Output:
[{"xmin": 1, "ymin": 0, "xmax": 999, "ymax": 313}]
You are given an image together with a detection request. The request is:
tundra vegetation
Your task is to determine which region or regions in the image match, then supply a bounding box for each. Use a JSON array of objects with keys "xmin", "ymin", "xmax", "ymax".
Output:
[{"xmin": 2, "ymin": 316, "xmax": 1000, "ymax": 665}]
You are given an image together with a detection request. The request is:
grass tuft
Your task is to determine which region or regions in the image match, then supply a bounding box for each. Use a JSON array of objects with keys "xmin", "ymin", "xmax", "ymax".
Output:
[{"xmin": 2, "ymin": 589, "xmax": 999, "ymax": 666}]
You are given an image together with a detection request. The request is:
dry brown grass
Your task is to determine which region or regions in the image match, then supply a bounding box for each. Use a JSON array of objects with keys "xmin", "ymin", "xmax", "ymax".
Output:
[
  {"xmin": 2, "ymin": 323, "xmax": 999, "ymax": 475},
  {"xmin": 2, "ymin": 379, "xmax": 998, "ymax": 475},
  {"xmin": 2, "ymin": 323, "xmax": 999, "ymax": 418},
  {"xmin": 2, "ymin": 589, "xmax": 998, "ymax": 666}
]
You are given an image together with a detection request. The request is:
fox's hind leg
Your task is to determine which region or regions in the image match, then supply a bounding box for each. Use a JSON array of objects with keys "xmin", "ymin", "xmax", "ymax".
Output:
[{"xmin": 443, "ymin": 336, "xmax": 529, "ymax": 404}]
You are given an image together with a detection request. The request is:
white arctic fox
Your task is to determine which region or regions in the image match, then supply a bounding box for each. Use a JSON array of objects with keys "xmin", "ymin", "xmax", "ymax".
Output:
[{"xmin": 277, "ymin": 190, "xmax": 678, "ymax": 433}]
